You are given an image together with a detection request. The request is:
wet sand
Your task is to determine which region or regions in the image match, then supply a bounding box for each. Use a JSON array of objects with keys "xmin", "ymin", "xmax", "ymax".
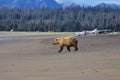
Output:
[{"xmin": 0, "ymin": 33, "xmax": 120, "ymax": 80}]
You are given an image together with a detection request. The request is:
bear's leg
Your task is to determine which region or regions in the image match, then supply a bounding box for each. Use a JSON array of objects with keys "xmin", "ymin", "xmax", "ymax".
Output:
[
  {"xmin": 67, "ymin": 46, "xmax": 70, "ymax": 52},
  {"xmin": 74, "ymin": 44, "xmax": 78, "ymax": 51},
  {"xmin": 58, "ymin": 46, "xmax": 64, "ymax": 52}
]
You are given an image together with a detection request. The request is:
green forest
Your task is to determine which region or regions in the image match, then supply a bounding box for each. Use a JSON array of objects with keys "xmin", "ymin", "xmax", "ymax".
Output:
[{"xmin": 0, "ymin": 6, "xmax": 120, "ymax": 32}]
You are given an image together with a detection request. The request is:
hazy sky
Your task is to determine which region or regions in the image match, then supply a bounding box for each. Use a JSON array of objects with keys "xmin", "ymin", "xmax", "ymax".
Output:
[{"xmin": 55, "ymin": 0, "xmax": 120, "ymax": 6}]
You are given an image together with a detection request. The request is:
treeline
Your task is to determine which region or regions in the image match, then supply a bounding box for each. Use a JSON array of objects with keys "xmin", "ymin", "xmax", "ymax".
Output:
[{"xmin": 0, "ymin": 6, "xmax": 120, "ymax": 32}]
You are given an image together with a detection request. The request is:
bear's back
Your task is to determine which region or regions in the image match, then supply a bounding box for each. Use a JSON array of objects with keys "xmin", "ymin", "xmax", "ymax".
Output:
[{"xmin": 60, "ymin": 36, "xmax": 77, "ymax": 46}]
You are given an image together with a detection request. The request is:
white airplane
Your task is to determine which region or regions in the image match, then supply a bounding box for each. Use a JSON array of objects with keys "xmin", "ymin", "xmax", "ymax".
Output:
[
  {"xmin": 75, "ymin": 28, "xmax": 111, "ymax": 36},
  {"xmin": 75, "ymin": 28, "xmax": 98, "ymax": 36}
]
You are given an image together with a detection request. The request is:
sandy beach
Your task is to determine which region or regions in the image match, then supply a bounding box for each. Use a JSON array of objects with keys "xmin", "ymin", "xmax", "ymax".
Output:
[{"xmin": 0, "ymin": 33, "xmax": 120, "ymax": 80}]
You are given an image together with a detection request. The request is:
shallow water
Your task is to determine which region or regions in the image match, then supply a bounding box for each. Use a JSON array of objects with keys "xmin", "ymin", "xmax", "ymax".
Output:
[{"xmin": 0, "ymin": 36, "xmax": 17, "ymax": 40}]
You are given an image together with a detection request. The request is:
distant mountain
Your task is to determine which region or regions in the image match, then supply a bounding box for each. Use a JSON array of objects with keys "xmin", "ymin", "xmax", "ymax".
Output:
[
  {"xmin": 95, "ymin": 3, "xmax": 120, "ymax": 9},
  {"xmin": 62, "ymin": 2, "xmax": 120, "ymax": 9},
  {"xmin": 62, "ymin": 2, "xmax": 76, "ymax": 8},
  {"xmin": 0, "ymin": 0, "xmax": 61, "ymax": 8},
  {"xmin": 0, "ymin": 0, "xmax": 120, "ymax": 9}
]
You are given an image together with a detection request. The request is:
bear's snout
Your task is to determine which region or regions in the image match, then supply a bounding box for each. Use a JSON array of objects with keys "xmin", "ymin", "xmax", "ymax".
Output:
[
  {"xmin": 53, "ymin": 42, "xmax": 58, "ymax": 45},
  {"xmin": 53, "ymin": 42, "xmax": 56, "ymax": 45}
]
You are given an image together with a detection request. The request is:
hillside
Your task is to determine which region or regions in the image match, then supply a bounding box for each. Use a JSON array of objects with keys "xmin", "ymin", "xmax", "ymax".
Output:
[
  {"xmin": 95, "ymin": 3, "xmax": 120, "ymax": 9},
  {"xmin": 0, "ymin": 0, "xmax": 61, "ymax": 8},
  {"xmin": 0, "ymin": 0, "xmax": 120, "ymax": 9}
]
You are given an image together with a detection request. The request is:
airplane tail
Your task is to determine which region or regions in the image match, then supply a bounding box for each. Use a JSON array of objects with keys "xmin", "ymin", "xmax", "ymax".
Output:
[{"xmin": 92, "ymin": 28, "xmax": 97, "ymax": 32}]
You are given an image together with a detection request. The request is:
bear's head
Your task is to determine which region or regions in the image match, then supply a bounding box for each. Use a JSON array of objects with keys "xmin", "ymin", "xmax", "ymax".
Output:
[
  {"xmin": 53, "ymin": 36, "xmax": 64, "ymax": 45},
  {"xmin": 53, "ymin": 38, "xmax": 60, "ymax": 45}
]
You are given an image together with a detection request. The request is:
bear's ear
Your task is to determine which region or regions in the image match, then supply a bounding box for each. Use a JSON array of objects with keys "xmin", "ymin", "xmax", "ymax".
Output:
[{"xmin": 56, "ymin": 38, "xmax": 58, "ymax": 41}]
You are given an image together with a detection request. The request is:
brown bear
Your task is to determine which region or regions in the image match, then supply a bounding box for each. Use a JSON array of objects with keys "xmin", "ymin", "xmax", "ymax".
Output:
[{"xmin": 53, "ymin": 36, "xmax": 78, "ymax": 52}]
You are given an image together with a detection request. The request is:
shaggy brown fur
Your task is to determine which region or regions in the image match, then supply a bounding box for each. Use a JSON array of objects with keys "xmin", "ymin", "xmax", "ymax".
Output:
[{"xmin": 53, "ymin": 36, "xmax": 78, "ymax": 52}]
